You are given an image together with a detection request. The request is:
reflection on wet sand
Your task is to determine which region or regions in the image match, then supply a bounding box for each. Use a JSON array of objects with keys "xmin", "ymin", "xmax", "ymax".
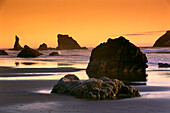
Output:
[
  {"xmin": 89, "ymin": 72, "xmax": 148, "ymax": 85},
  {"xmin": 15, "ymin": 62, "xmax": 38, "ymax": 66},
  {"xmin": 22, "ymin": 62, "xmax": 37, "ymax": 65},
  {"xmin": 15, "ymin": 62, "xmax": 19, "ymax": 66},
  {"xmin": 57, "ymin": 63, "xmax": 73, "ymax": 66}
]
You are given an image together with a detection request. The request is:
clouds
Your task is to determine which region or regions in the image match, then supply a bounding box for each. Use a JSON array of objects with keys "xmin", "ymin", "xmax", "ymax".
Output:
[{"xmin": 122, "ymin": 30, "xmax": 168, "ymax": 36}]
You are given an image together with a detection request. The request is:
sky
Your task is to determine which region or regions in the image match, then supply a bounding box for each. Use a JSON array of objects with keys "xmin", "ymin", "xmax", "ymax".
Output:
[{"xmin": 0, "ymin": 0, "xmax": 170, "ymax": 48}]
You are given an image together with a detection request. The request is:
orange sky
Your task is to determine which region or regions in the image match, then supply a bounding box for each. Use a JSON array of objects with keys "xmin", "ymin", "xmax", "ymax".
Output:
[{"xmin": 0, "ymin": 0, "xmax": 170, "ymax": 48}]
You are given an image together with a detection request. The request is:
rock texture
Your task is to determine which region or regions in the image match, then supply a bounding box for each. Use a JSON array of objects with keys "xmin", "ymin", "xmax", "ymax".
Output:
[
  {"xmin": 17, "ymin": 45, "xmax": 42, "ymax": 58},
  {"xmin": 86, "ymin": 36, "xmax": 148, "ymax": 79},
  {"xmin": 37, "ymin": 43, "xmax": 48, "ymax": 50},
  {"xmin": 49, "ymin": 52, "xmax": 59, "ymax": 56},
  {"xmin": 13, "ymin": 35, "xmax": 23, "ymax": 50},
  {"xmin": 158, "ymin": 63, "xmax": 170, "ymax": 68},
  {"xmin": 0, "ymin": 50, "xmax": 8, "ymax": 55},
  {"xmin": 56, "ymin": 34, "xmax": 87, "ymax": 50},
  {"xmin": 51, "ymin": 74, "xmax": 140, "ymax": 100},
  {"xmin": 153, "ymin": 30, "xmax": 170, "ymax": 47}
]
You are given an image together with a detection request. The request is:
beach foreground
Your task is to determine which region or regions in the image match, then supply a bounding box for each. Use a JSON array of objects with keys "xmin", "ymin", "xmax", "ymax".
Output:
[
  {"xmin": 0, "ymin": 48, "xmax": 170, "ymax": 113},
  {"xmin": 0, "ymin": 80, "xmax": 170, "ymax": 113}
]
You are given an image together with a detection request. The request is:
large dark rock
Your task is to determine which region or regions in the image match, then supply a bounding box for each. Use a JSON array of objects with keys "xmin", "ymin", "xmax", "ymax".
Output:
[
  {"xmin": 56, "ymin": 34, "xmax": 87, "ymax": 50},
  {"xmin": 51, "ymin": 74, "xmax": 140, "ymax": 100},
  {"xmin": 153, "ymin": 30, "xmax": 170, "ymax": 47},
  {"xmin": 17, "ymin": 45, "xmax": 42, "ymax": 58},
  {"xmin": 86, "ymin": 36, "xmax": 148, "ymax": 80},
  {"xmin": 13, "ymin": 35, "xmax": 23, "ymax": 50},
  {"xmin": 37, "ymin": 43, "xmax": 48, "ymax": 50},
  {"xmin": 0, "ymin": 50, "xmax": 8, "ymax": 55}
]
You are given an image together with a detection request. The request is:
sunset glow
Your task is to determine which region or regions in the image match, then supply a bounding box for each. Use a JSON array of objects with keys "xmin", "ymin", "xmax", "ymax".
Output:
[{"xmin": 0, "ymin": 0, "xmax": 170, "ymax": 48}]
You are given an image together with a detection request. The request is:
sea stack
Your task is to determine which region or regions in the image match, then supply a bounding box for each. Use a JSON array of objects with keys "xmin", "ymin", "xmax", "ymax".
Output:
[
  {"xmin": 153, "ymin": 30, "xmax": 170, "ymax": 47},
  {"xmin": 17, "ymin": 45, "xmax": 42, "ymax": 58},
  {"xmin": 37, "ymin": 43, "xmax": 48, "ymax": 50},
  {"xmin": 56, "ymin": 34, "xmax": 87, "ymax": 50},
  {"xmin": 13, "ymin": 35, "xmax": 23, "ymax": 50},
  {"xmin": 86, "ymin": 36, "xmax": 148, "ymax": 80}
]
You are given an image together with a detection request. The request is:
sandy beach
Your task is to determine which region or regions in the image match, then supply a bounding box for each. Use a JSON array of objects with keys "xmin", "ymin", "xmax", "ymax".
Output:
[
  {"xmin": 0, "ymin": 78, "xmax": 170, "ymax": 113},
  {"xmin": 0, "ymin": 48, "xmax": 170, "ymax": 113}
]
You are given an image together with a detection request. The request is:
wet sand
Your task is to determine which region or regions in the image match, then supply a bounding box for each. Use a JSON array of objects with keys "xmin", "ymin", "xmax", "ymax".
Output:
[
  {"xmin": 0, "ymin": 66, "xmax": 170, "ymax": 113},
  {"xmin": 0, "ymin": 80, "xmax": 170, "ymax": 113},
  {"xmin": 0, "ymin": 66, "xmax": 85, "ymax": 74}
]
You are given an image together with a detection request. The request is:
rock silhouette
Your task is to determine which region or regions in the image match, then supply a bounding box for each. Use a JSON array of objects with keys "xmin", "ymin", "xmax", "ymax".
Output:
[
  {"xmin": 153, "ymin": 30, "xmax": 170, "ymax": 47},
  {"xmin": 56, "ymin": 34, "xmax": 87, "ymax": 50},
  {"xmin": 13, "ymin": 35, "xmax": 23, "ymax": 50},
  {"xmin": 17, "ymin": 45, "xmax": 42, "ymax": 58},
  {"xmin": 51, "ymin": 74, "xmax": 140, "ymax": 100},
  {"xmin": 81, "ymin": 47, "xmax": 88, "ymax": 49},
  {"xmin": 86, "ymin": 36, "xmax": 148, "ymax": 80},
  {"xmin": 0, "ymin": 50, "xmax": 8, "ymax": 55},
  {"xmin": 49, "ymin": 52, "xmax": 59, "ymax": 56},
  {"xmin": 158, "ymin": 63, "xmax": 170, "ymax": 68},
  {"xmin": 37, "ymin": 43, "xmax": 48, "ymax": 50}
]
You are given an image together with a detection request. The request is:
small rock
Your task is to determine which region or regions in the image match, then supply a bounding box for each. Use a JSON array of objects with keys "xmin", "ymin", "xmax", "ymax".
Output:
[
  {"xmin": 158, "ymin": 63, "xmax": 170, "ymax": 68},
  {"xmin": 17, "ymin": 45, "xmax": 42, "ymax": 58},
  {"xmin": 38, "ymin": 43, "xmax": 48, "ymax": 50},
  {"xmin": 0, "ymin": 50, "xmax": 8, "ymax": 55},
  {"xmin": 81, "ymin": 47, "xmax": 88, "ymax": 49},
  {"xmin": 49, "ymin": 52, "xmax": 59, "ymax": 56}
]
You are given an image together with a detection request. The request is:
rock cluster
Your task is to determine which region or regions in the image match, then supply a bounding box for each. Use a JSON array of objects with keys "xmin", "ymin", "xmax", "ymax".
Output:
[
  {"xmin": 37, "ymin": 43, "xmax": 48, "ymax": 50},
  {"xmin": 17, "ymin": 45, "xmax": 42, "ymax": 58},
  {"xmin": 51, "ymin": 74, "xmax": 140, "ymax": 100},
  {"xmin": 13, "ymin": 35, "xmax": 23, "ymax": 50},
  {"xmin": 86, "ymin": 36, "xmax": 148, "ymax": 79},
  {"xmin": 56, "ymin": 34, "xmax": 87, "ymax": 50},
  {"xmin": 0, "ymin": 50, "xmax": 8, "ymax": 55},
  {"xmin": 153, "ymin": 30, "xmax": 170, "ymax": 47}
]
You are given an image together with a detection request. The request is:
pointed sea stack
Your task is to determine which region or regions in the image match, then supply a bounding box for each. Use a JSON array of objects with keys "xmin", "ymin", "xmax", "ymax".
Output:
[
  {"xmin": 86, "ymin": 36, "xmax": 148, "ymax": 81},
  {"xmin": 13, "ymin": 35, "xmax": 23, "ymax": 50},
  {"xmin": 37, "ymin": 43, "xmax": 48, "ymax": 50},
  {"xmin": 56, "ymin": 34, "xmax": 87, "ymax": 50},
  {"xmin": 153, "ymin": 30, "xmax": 170, "ymax": 47}
]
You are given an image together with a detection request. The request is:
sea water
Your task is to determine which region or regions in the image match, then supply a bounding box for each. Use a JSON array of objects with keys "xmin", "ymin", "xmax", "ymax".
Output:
[
  {"xmin": 0, "ymin": 47, "xmax": 170, "ymax": 86},
  {"xmin": 0, "ymin": 47, "xmax": 170, "ymax": 98}
]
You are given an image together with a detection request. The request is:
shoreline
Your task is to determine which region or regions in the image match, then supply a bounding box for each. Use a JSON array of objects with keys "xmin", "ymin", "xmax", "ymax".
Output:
[
  {"xmin": 0, "ymin": 66, "xmax": 85, "ymax": 74},
  {"xmin": 0, "ymin": 63, "xmax": 170, "ymax": 113}
]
